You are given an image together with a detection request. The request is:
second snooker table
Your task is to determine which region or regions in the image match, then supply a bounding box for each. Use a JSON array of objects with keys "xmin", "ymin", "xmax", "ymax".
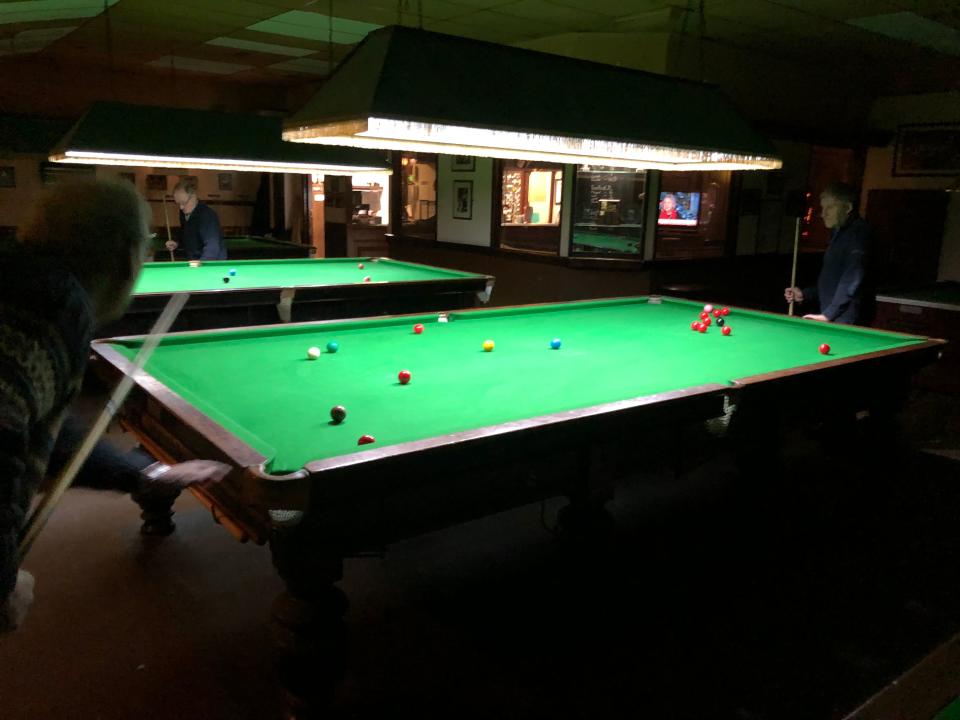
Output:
[
  {"xmin": 151, "ymin": 234, "xmax": 315, "ymax": 260},
  {"xmin": 91, "ymin": 296, "xmax": 943, "ymax": 716},
  {"xmin": 874, "ymin": 281, "xmax": 960, "ymax": 392},
  {"xmin": 102, "ymin": 256, "xmax": 495, "ymax": 336}
]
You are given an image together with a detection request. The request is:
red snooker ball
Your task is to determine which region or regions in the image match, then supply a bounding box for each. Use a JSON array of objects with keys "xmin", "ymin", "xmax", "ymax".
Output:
[
  {"xmin": 702, "ymin": 317, "xmax": 711, "ymax": 326},
  {"xmin": 363, "ymin": 276, "xmax": 371, "ymax": 282},
  {"xmin": 698, "ymin": 324, "xmax": 708, "ymax": 333},
  {"xmin": 358, "ymin": 434, "xmax": 376, "ymax": 445},
  {"xmin": 413, "ymin": 323, "xmax": 424, "ymax": 334},
  {"xmin": 700, "ymin": 311, "xmax": 709, "ymax": 320},
  {"xmin": 398, "ymin": 369, "xmax": 412, "ymax": 385},
  {"xmin": 713, "ymin": 309, "xmax": 722, "ymax": 318},
  {"xmin": 819, "ymin": 343, "xmax": 831, "ymax": 355},
  {"xmin": 722, "ymin": 326, "xmax": 732, "ymax": 336},
  {"xmin": 691, "ymin": 321, "xmax": 700, "ymax": 331},
  {"xmin": 721, "ymin": 307, "xmax": 730, "ymax": 316}
]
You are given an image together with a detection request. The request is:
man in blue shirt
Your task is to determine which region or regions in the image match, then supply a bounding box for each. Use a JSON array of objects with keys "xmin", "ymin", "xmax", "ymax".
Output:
[
  {"xmin": 165, "ymin": 177, "xmax": 227, "ymax": 260},
  {"xmin": 784, "ymin": 182, "xmax": 874, "ymax": 325}
]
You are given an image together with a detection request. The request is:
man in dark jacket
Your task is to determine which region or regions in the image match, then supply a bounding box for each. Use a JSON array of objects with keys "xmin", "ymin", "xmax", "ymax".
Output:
[
  {"xmin": 1, "ymin": 179, "xmax": 228, "ymax": 633},
  {"xmin": 785, "ymin": 182, "xmax": 874, "ymax": 325},
  {"xmin": 165, "ymin": 177, "xmax": 227, "ymax": 260}
]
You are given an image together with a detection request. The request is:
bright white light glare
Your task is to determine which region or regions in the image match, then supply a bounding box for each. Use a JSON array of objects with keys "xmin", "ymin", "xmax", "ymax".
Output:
[
  {"xmin": 284, "ymin": 117, "xmax": 782, "ymax": 171},
  {"xmin": 49, "ymin": 150, "xmax": 391, "ymax": 179}
]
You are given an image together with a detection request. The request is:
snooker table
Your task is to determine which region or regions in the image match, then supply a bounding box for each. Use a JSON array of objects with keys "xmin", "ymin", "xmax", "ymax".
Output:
[
  {"xmin": 572, "ymin": 226, "xmax": 643, "ymax": 255},
  {"xmin": 874, "ymin": 282, "xmax": 960, "ymax": 392},
  {"xmin": 90, "ymin": 296, "xmax": 943, "ymax": 716},
  {"xmin": 102, "ymin": 256, "xmax": 495, "ymax": 336},
  {"xmin": 152, "ymin": 234, "xmax": 315, "ymax": 260}
]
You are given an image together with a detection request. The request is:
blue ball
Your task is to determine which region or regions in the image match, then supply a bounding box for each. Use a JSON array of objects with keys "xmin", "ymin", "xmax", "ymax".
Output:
[
  {"xmin": 326, "ymin": 341, "xmax": 339, "ymax": 354},
  {"xmin": 550, "ymin": 338, "xmax": 562, "ymax": 349},
  {"xmin": 228, "ymin": 268, "xmax": 237, "ymax": 276}
]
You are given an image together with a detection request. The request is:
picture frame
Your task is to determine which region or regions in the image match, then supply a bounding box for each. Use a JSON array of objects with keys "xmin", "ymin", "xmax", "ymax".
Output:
[
  {"xmin": 451, "ymin": 155, "xmax": 475, "ymax": 172},
  {"xmin": 452, "ymin": 180, "xmax": 473, "ymax": 220},
  {"xmin": 218, "ymin": 173, "xmax": 233, "ymax": 191},
  {"xmin": 0, "ymin": 166, "xmax": 16, "ymax": 188},
  {"xmin": 146, "ymin": 174, "xmax": 167, "ymax": 192},
  {"xmin": 893, "ymin": 123, "xmax": 960, "ymax": 177}
]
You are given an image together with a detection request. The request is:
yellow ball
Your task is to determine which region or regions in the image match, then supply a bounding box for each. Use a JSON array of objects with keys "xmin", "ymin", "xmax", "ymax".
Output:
[{"xmin": 482, "ymin": 339, "xmax": 495, "ymax": 352}]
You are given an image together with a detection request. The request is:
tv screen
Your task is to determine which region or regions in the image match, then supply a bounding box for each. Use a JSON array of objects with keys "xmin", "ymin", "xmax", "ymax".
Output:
[{"xmin": 657, "ymin": 191, "xmax": 700, "ymax": 227}]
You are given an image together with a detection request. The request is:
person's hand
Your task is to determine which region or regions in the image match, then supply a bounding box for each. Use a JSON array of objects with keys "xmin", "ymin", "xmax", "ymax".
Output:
[
  {"xmin": 165, "ymin": 240, "xmax": 178, "ymax": 251},
  {"xmin": 0, "ymin": 570, "xmax": 36, "ymax": 634},
  {"xmin": 136, "ymin": 460, "xmax": 231, "ymax": 502},
  {"xmin": 150, "ymin": 460, "xmax": 231, "ymax": 491},
  {"xmin": 784, "ymin": 286, "xmax": 804, "ymax": 303},
  {"xmin": 803, "ymin": 313, "xmax": 829, "ymax": 322}
]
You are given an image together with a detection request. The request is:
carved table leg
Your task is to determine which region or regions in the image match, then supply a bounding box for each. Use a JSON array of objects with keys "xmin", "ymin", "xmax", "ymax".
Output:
[
  {"xmin": 131, "ymin": 488, "xmax": 179, "ymax": 536},
  {"xmin": 269, "ymin": 519, "xmax": 348, "ymax": 719}
]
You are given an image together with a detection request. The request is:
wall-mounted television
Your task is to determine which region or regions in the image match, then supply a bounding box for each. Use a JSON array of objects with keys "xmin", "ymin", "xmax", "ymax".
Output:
[{"xmin": 657, "ymin": 191, "xmax": 700, "ymax": 227}]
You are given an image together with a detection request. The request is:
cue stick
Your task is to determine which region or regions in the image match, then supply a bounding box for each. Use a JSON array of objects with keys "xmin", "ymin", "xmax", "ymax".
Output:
[
  {"xmin": 17, "ymin": 292, "xmax": 189, "ymax": 559},
  {"xmin": 788, "ymin": 216, "xmax": 800, "ymax": 316},
  {"xmin": 162, "ymin": 195, "xmax": 174, "ymax": 261}
]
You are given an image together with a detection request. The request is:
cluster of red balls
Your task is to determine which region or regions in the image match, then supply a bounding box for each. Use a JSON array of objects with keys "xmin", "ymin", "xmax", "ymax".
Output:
[{"xmin": 691, "ymin": 304, "xmax": 732, "ymax": 336}]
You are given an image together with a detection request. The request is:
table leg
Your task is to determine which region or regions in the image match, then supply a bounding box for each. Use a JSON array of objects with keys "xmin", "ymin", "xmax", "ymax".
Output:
[
  {"xmin": 131, "ymin": 488, "xmax": 179, "ymax": 536},
  {"xmin": 269, "ymin": 521, "xmax": 347, "ymax": 719},
  {"xmin": 557, "ymin": 444, "xmax": 615, "ymax": 543}
]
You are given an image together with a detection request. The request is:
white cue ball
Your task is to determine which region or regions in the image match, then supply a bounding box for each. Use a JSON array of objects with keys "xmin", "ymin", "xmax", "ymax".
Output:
[{"xmin": 307, "ymin": 346, "xmax": 321, "ymax": 360}]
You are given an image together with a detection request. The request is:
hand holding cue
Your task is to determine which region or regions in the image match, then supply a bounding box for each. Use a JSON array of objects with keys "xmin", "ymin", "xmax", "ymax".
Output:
[
  {"xmin": 17, "ymin": 292, "xmax": 189, "ymax": 559},
  {"xmin": 788, "ymin": 216, "xmax": 800, "ymax": 317},
  {"xmin": 162, "ymin": 195, "xmax": 174, "ymax": 261}
]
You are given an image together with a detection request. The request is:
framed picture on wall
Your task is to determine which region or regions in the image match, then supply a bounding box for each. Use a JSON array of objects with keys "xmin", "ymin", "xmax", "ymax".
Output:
[
  {"xmin": 893, "ymin": 123, "xmax": 960, "ymax": 176},
  {"xmin": 146, "ymin": 174, "xmax": 167, "ymax": 192},
  {"xmin": 218, "ymin": 173, "xmax": 233, "ymax": 191},
  {"xmin": 453, "ymin": 180, "xmax": 473, "ymax": 220},
  {"xmin": 0, "ymin": 166, "xmax": 15, "ymax": 188},
  {"xmin": 451, "ymin": 155, "xmax": 475, "ymax": 172}
]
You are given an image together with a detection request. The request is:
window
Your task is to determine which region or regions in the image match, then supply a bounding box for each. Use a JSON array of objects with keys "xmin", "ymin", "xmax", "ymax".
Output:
[
  {"xmin": 499, "ymin": 161, "xmax": 563, "ymax": 254},
  {"xmin": 400, "ymin": 153, "xmax": 437, "ymax": 240},
  {"xmin": 654, "ymin": 171, "xmax": 731, "ymax": 260},
  {"xmin": 572, "ymin": 166, "xmax": 647, "ymax": 257}
]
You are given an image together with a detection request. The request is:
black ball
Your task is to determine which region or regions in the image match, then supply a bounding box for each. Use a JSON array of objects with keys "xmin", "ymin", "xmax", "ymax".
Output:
[
  {"xmin": 223, "ymin": 277, "xmax": 230, "ymax": 284},
  {"xmin": 330, "ymin": 405, "xmax": 347, "ymax": 424},
  {"xmin": 716, "ymin": 317, "xmax": 725, "ymax": 327}
]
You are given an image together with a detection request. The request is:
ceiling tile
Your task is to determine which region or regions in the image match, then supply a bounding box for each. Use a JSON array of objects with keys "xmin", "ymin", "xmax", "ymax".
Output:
[
  {"xmin": 0, "ymin": 25, "xmax": 77, "ymax": 55},
  {"xmin": 544, "ymin": 0, "xmax": 674, "ymax": 17},
  {"xmin": 146, "ymin": 55, "xmax": 253, "ymax": 74},
  {"xmin": 428, "ymin": 8, "xmax": 568, "ymax": 38},
  {"xmin": 268, "ymin": 57, "xmax": 332, "ymax": 75},
  {"xmin": 443, "ymin": 1, "xmax": 519, "ymax": 8},
  {"xmin": 333, "ymin": 0, "xmax": 471, "ymax": 24},
  {"xmin": 422, "ymin": 18, "xmax": 522, "ymax": 42},
  {"xmin": 848, "ymin": 11, "xmax": 960, "ymax": 56},
  {"xmin": 207, "ymin": 36, "xmax": 316, "ymax": 57},
  {"xmin": 247, "ymin": 10, "xmax": 381, "ymax": 44},
  {"xmin": 763, "ymin": 0, "xmax": 918, "ymax": 21},
  {"xmin": 229, "ymin": 27, "xmax": 330, "ymax": 51},
  {"xmin": 493, "ymin": 0, "xmax": 614, "ymax": 29},
  {"xmin": 0, "ymin": 0, "xmax": 118, "ymax": 26}
]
